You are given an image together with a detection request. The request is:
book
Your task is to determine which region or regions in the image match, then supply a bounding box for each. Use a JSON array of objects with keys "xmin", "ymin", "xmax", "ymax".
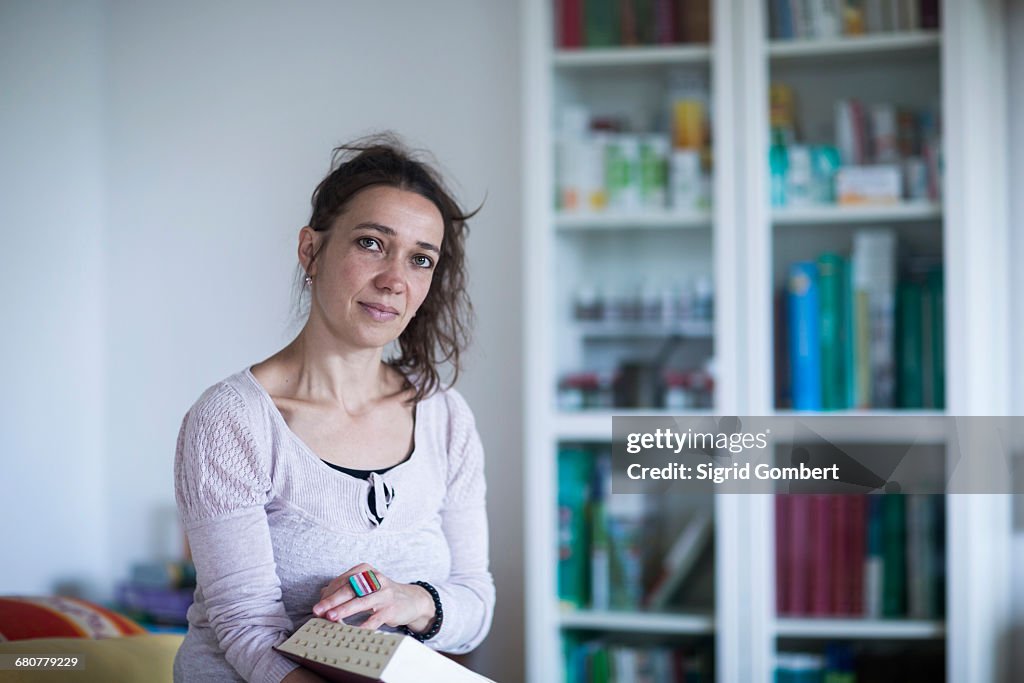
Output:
[
  {"xmin": 897, "ymin": 280, "xmax": 924, "ymax": 408},
  {"xmin": 775, "ymin": 496, "xmax": 791, "ymax": 614},
  {"xmin": 928, "ymin": 268, "xmax": 945, "ymax": 408},
  {"xmin": 585, "ymin": 0, "xmax": 619, "ymax": 47},
  {"xmin": 787, "ymin": 261, "xmax": 822, "ymax": 410},
  {"xmin": 557, "ymin": 0, "xmax": 584, "ymax": 48},
  {"xmin": 818, "ymin": 253, "xmax": 847, "ymax": 410},
  {"xmin": 787, "ymin": 495, "xmax": 812, "ymax": 614},
  {"xmin": 863, "ymin": 495, "xmax": 884, "ymax": 617},
  {"xmin": 606, "ymin": 492, "xmax": 650, "ymax": 609},
  {"xmin": 882, "ymin": 494, "xmax": 907, "ymax": 617},
  {"xmin": 852, "ymin": 229, "xmax": 898, "ymax": 409},
  {"xmin": 678, "ymin": 0, "xmax": 711, "ymax": 43},
  {"xmin": 809, "ymin": 495, "xmax": 832, "ymax": 615},
  {"xmin": 907, "ymin": 495, "xmax": 936, "ymax": 619},
  {"xmin": 558, "ymin": 446, "xmax": 592, "ymax": 608},
  {"xmin": 590, "ymin": 451, "xmax": 612, "ymax": 610},
  {"xmin": 646, "ymin": 510, "xmax": 713, "ymax": 609},
  {"xmin": 275, "ymin": 618, "xmax": 494, "ymax": 682},
  {"xmin": 775, "ymin": 288, "xmax": 793, "ymax": 409}
]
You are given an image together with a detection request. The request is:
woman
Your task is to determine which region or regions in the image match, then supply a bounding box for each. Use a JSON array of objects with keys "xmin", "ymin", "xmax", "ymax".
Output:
[{"xmin": 173, "ymin": 135, "xmax": 494, "ymax": 683}]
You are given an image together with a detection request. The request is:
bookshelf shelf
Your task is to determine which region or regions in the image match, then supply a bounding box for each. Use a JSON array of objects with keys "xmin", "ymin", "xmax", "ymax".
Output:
[
  {"xmin": 774, "ymin": 617, "xmax": 945, "ymax": 640},
  {"xmin": 767, "ymin": 31, "xmax": 941, "ymax": 62},
  {"xmin": 768, "ymin": 411, "xmax": 949, "ymax": 444},
  {"xmin": 573, "ymin": 320, "xmax": 713, "ymax": 340},
  {"xmin": 771, "ymin": 202, "xmax": 942, "ymax": 225},
  {"xmin": 556, "ymin": 210, "xmax": 712, "ymax": 231},
  {"xmin": 553, "ymin": 45, "xmax": 711, "ymax": 68},
  {"xmin": 560, "ymin": 609, "xmax": 715, "ymax": 635},
  {"xmin": 553, "ymin": 410, "xmax": 709, "ymax": 441}
]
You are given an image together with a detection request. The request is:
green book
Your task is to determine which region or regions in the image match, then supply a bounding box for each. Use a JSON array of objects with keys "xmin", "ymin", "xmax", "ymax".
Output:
[
  {"xmin": 591, "ymin": 645, "xmax": 611, "ymax": 683},
  {"xmin": 818, "ymin": 252, "xmax": 847, "ymax": 410},
  {"xmin": 843, "ymin": 253, "xmax": 857, "ymax": 408},
  {"xmin": 585, "ymin": 0, "xmax": 619, "ymax": 47},
  {"xmin": 882, "ymin": 495, "xmax": 907, "ymax": 617},
  {"xmin": 558, "ymin": 446, "xmax": 591, "ymax": 609},
  {"xmin": 897, "ymin": 281, "xmax": 924, "ymax": 408},
  {"xmin": 928, "ymin": 268, "xmax": 945, "ymax": 409}
]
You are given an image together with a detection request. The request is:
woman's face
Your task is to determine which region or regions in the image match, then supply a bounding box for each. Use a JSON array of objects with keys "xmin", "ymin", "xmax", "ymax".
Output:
[{"xmin": 302, "ymin": 185, "xmax": 444, "ymax": 351}]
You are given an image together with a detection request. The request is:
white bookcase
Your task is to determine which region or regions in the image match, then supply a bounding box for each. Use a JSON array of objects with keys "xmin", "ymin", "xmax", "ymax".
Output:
[{"xmin": 522, "ymin": 0, "xmax": 1011, "ymax": 681}]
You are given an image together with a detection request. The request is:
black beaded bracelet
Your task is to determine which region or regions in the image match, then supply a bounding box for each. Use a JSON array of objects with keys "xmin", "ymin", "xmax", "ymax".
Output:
[{"xmin": 403, "ymin": 580, "xmax": 443, "ymax": 642}]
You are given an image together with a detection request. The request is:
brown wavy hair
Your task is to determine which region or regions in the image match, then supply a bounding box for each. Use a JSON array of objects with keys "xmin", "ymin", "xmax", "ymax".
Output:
[{"xmin": 297, "ymin": 133, "xmax": 477, "ymax": 402}]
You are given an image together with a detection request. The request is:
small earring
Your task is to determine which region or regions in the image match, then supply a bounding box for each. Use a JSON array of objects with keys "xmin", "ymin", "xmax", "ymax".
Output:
[{"xmin": 304, "ymin": 274, "xmax": 313, "ymax": 287}]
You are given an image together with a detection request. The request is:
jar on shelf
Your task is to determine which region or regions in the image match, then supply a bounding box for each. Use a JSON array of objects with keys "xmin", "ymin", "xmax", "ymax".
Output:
[
  {"xmin": 663, "ymin": 371, "xmax": 693, "ymax": 410},
  {"xmin": 573, "ymin": 285, "xmax": 603, "ymax": 321},
  {"xmin": 557, "ymin": 372, "xmax": 603, "ymax": 410},
  {"xmin": 688, "ymin": 369, "xmax": 715, "ymax": 409}
]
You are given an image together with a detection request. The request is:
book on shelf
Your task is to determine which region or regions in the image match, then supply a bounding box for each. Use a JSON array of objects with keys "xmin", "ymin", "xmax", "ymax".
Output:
[
  {"xmin": 786, "ymin": 261, "xmax": 823, "ymax": 411},
  {"xmin": 776, "ymin": 230, "xmax": 944, "ymax": 411},
  {"xmin": 853, "ymin": 229, "xmax": 897, "ymax": 409},
  {"xmin": 558, "ymin": 446, "xmax": 592, "ymax": 609},
  {"xmin": 768, "ymin": 0, "xmax": 939, "ymax": 40},
  {"xmin": 555, "ymin": 0, "xmax": 710, "ymax": 49},
  {"xmin": 776, "ymin": 494, "xmax": 944, "ymax": 620},
  {"xmin": 566, "ymin": 638, "xmax": 709, "ymax": 683},
  {"xmin": 560, "ymin": 444, "xmax": 713, "ymax": 614},
  {"xmin": 646, "ymin": 510, "xmax": 713, "ymax": 610}
]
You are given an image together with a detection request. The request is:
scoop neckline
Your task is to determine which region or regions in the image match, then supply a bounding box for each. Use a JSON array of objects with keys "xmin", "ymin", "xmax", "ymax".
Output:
[{"xmin": 242, "ymin": 366, "xmax": 421, "ymax": 479}]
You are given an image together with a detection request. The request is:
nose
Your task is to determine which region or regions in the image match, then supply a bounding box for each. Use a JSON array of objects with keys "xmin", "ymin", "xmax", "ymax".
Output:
[{"xmin": 373, "ymin": 257, "xmax": 405, "ymax": 294}]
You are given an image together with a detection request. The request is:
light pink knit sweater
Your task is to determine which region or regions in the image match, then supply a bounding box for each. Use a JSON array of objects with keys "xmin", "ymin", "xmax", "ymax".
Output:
[{"xmin": 172, "ymin": 368, "xmax": 494, "ymax": 683}]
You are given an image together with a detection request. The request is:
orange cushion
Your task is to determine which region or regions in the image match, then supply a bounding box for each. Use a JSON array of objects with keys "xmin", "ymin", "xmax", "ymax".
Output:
[{"xmin": 0, "ymin": 596, "xmax": 146, "ymax": 641}]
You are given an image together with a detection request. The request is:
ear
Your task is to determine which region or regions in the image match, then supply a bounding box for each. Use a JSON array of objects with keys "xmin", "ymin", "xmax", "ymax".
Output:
[{"xmin": 298, "ymin": 226, "xmax": 320, "ymax": 276}]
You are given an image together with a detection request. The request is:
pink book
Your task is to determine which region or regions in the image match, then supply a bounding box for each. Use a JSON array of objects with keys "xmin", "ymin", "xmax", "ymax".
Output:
[
  {"xmin": 832, "ymin": 496, "xmax": 852, "ymax": 615},
  {"xmin": 655, "ymin": 0, "xmax": 676, "ymax": 44},
  {"xmin": 810, "ymin": 495, "xmax": 833, "ymax": 615},
  {"xmin": 788, "ymin": 495, "xmax": 811, "ymax": 615},
  {"xmin": 849, "ymin": 495, "xmax": 866, "ymax": 615},
  {"xmin": 776, "ymin": 495, "xmax": 791, "ymax": 614},
  {"xmin": 559, "ymin": 0, "xmax": 583, "ymax": 48}
]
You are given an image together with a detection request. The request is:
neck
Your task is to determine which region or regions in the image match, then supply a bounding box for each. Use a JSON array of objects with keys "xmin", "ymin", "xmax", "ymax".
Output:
[{"xmin": 275, "ymin": 322, "xmax": 400, "ymax": 414}]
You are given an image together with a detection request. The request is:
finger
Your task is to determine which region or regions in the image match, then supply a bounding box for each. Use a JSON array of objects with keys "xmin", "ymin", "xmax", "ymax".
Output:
[
  {"xmin": 313, "ymin": 585, "xmax": 357, "ymax": 617},
  {"xmin": 321, "ymin": 563, "xmax": 374, "ymax": 597},
  {"xmin": 359, "ymin": 607, "xmax": 392, "ymax": 632},
  {"xmin": 325, "ymin": 592, "xmax": 383, "ymax": 622},
  {"xmin": 315, "ymin": 565, "xmax": 381, "ymax": 615}
]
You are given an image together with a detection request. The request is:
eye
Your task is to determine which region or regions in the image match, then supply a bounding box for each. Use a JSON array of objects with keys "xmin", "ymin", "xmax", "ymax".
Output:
[
  {"xmin": 357, "ymin": 236, "xmax": 381, "ymax": 251},
  {"xmin": 412, "ymin": 254, "xmax": 434, "ymax": 269}
]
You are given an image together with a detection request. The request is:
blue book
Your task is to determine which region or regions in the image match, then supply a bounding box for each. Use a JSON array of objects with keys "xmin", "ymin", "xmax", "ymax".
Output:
[{"xmin": 787, "ymin": 261, "xmax": 822, "ymax": 411}]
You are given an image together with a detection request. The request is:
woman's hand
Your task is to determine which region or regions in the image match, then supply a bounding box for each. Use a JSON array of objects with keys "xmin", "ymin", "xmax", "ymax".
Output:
[
  {"xmin": 313, "ymin": 563, "xmax": 435, "ymax": 633},
  {"xmin": 281, "ymin": 667, "xmax": 328, "ymax": 683}
]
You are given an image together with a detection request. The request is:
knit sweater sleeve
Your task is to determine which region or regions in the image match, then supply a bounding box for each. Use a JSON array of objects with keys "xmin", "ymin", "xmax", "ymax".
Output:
[
  {"xmin": 425, "ymin": 389, "xmax": 495, "ymax": 654},
  {"xmin": 174, "ymin": 383, "xmax": 300, "ymax": 683}
]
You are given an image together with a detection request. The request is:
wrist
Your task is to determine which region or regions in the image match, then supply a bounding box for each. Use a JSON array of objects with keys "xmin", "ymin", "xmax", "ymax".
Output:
[
  {"xmin": 402, "ymin": 581, "xmax": 443, "ymax": 641},
  {"xmin": 406, "ymin": 584, "xmax": 434, "ymax": 633}
]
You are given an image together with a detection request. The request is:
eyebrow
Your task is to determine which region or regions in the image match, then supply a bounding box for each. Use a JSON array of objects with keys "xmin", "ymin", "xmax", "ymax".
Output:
[{"xmin": 353, "ymin": 222, "xmax": 440, "ymax": 254}]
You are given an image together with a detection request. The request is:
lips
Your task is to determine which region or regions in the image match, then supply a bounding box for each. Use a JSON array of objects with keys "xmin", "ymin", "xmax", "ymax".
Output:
[{"xmin": 358, "ymin": 302, "xmax": 400, "ymax": 322}]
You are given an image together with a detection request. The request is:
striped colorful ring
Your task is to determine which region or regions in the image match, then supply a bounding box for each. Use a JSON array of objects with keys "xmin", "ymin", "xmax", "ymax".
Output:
[{"xmin": 349, "ymin": 569, "xmax": 382, "ymax": 597}]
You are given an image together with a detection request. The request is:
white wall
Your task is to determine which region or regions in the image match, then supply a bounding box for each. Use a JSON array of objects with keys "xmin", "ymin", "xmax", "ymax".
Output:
[
  {"xmin": 0, "ymin": 0, "xmax": 109, "ymax": 598},
  {"xmin": 2, "ymin": 1, "xmax": 523, "ymax": 679}
]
